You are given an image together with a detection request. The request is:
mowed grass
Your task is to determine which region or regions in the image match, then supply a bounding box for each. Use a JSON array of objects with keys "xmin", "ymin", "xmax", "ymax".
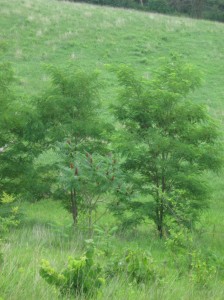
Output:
[{"xmin": 1, "ymin": 0, "xmax": 224, "ymax": 299}]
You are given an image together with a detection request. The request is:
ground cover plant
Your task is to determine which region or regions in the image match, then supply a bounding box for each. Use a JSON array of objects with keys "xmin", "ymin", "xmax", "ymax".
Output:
[{"xmin": 0, "ymin": 0, "xmax": 224, "ymax": 299}]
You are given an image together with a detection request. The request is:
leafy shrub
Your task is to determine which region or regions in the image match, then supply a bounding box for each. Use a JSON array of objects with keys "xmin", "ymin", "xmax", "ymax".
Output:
[
  {"xmin": 94, "ymin": 224, "xmax": 118, "ymax": 256},
  {"xmin": 0, "ymin": 192, "xmax": 19, "ymax": 234},
  {"xmin": 0, "ymin": 192, "xmax": 19, "ymax": 264},
  {"xmin": 165, "ymin": 224, "xmax": 218, "ymax": 285},
  {"xmin": 165, "ymin": 224, "xmax": 193, "ymax": 255},
  {"xmin": 107, "ymin": 249, "xmax": 159, "ymax": 284},
  {"xmin": 40, "ymin": 240, "xmax": 105, "ymax": 297},
  {"xmin": 189, "ymin": 250, "xmax": 217, "ymax": 286}
]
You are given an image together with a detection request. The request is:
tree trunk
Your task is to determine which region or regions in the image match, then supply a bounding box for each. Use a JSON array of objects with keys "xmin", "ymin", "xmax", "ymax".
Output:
[
  {"xmin": 155, "ymin": 191, "xmax": 164, "ymax": 238},
  {"xmin": 71, "ymin": 188, "xmax": 78, "ymax": 225},
  {"xmin": 88, "ymin": 208, "xmax": 93, "ymax": 237},
  {"xmin": 157, "ymin": 172, "xmax": 165, "ymax": 238},
  {"xmin": 157, "ymin": 199, "xmax": 164, "ymax": 238},
  {"xmin": 157, "ymin": 223, "xmax": 163, "ymax": 238},
  {"xmin": 139, "ymin": 0, "xmax": 143, "ymax": 6}
]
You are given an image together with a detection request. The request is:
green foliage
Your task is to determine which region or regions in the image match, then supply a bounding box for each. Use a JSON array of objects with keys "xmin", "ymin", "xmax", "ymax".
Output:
[
  {"xmin": 189, "ymin": 250, "xmax": 217, "ymax": 286},
  {"xmin": 165, "ymin": 224, "xmax": 193, "ymax": 254},
  {"xmin": 0, "ymin": 0, "xmax": 224, "ymax": 297},
  {"xmin": 40, "ymin": 240, "xmax": 105, "ymax": 297},
  {"xmin": 165, "ymin": 224, "xmax": 218, "ymax": 286},
  {"xmin": 0, "ymin": 56, "xmax": 15, "ymax": 191},
  {"xmin": 1, "ymin": 192, "xmax": 15, "ymax": 204},
  {"xmin": 72, "ymin": 0, "xmax": 224, "ymax": 21},
  {"xmin": 58, "ymin": 145, "xmax": 122, "ymax": 197},
  {"xmin": 0, "ymin": 192, "xmax": 19, "ymax": 264},
  {"xmin": 40, "ymin": 238, "xmax": 160, "ymax": 295},
  {"xmin": 112, "ymin": 55, "xmax": 222, "ymax": 236},
  {"xmin": 0, "ymin": 50, "xmax": 37, "ymax": 198},
  {"xmin": 29, "ymin": 64, "xmax": 113, "ymax": 202},
  {"xmin": 94, "ymin": 224, "xmax": 118, "ymax": 256},
  {"xmin": 34, "ymin": 64, "xmax": 106, "ymax": 147},
  {"xmin": 57, "ymin": 142, "xmax": 126, "ymax": 228},
  {"xmin": 0, "ymin": 192, "xmax": 19, "ymax": 235},
  {"xmin": 107, "ymin": 248, "xmax": 160, "ymax": 284}
]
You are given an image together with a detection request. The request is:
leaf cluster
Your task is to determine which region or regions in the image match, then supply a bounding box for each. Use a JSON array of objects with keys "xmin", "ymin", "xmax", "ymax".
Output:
[
  {"xmin": 40, "ymin": 240, "xmax": 104, "ymax": 296},
  {"xmin": 33, "ymin": 65, "xmax": 109, "ymax": 148}
]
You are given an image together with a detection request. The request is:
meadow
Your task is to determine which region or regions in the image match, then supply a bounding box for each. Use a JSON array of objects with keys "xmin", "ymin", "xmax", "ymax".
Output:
[{"xmin": 0, "ymin": 0, "xmax": 224, "ymax": 299}]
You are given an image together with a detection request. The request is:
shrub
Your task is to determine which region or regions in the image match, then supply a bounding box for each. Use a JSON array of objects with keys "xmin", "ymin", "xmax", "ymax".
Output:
[
  {"xmin": 165, "ymin": 224, "xmax": 218, "ymax": 285},
  {"xmin": 107, "ymin": 249, "xmax": 159, "ymax": 284},
  {"xmin": 0, "ymin": 192, "xmax": 19, "ymax": 234},
  {"xmin": 40, "ymin": 240, "xmax": 105, "ymax": 297},
  {"xmin": 0, "ymin": 192, "xmax": 19, "ymax": 264},
  {"xmin": 189, "ymin": 250, "xmax": 217, "ymax": 286}
]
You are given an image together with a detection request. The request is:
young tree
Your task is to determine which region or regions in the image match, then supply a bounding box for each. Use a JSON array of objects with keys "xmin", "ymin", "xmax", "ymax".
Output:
[
  {"xmin": 112, "ymin": 56, "xmax": 222, "ymax": 237},
  {"xmin": 0, "ymin": 48, "xmax": 43, "ymax": 199},
  {"xmin": 27, "ymin": 64, "xmax": 113, "ymax": 201},
  {"xmin": 32, "ymin": 64, "xmax": 120, "ymax": 224},
  {"xmin": 35, "ymin": 142, "xmax": 125, "ymax": 230},
  {"xmin": 0, "ymin": 50, "xmax": 26, "ymax": 196},
  {"xmin": 58, "ymin": 142, "xmax": 124, "ymax": 230}
]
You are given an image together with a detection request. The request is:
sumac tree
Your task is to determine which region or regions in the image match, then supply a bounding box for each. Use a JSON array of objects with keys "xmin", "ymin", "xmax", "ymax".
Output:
[
  {"xmin": 31, "ymin": 64, "xmax": 113, "ymax": 201},
  {"xmin": 57, "ymin": 142, "xmax": 124, "ymax": 229}
]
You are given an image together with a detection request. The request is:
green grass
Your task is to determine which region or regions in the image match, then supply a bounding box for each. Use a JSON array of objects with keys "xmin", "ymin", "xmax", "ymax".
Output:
[
  {"xmin": 1, "ymin": 199, "xmax": 224, "ymax": 299},
  {"xmin": 1, "ymin": 0, "xmax": 224, "ymax": 112},
  {"xmin": 1, "ymin": 0, "xmax": 224, "ymax": 299}
]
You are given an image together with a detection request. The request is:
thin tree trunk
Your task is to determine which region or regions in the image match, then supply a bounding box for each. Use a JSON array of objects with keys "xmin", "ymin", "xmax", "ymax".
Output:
[
  {"xmin": 157, "ymin": 223, "xmax": 163, "ymax": 238},
  {"xmin": 71, "ymin": 188, "xmax": 78, "ymax": 225},
  {"xmin": 159, "ymin": 199, "xmax": 164, "ymax": 238},
  {"xmin": 155, "ymin": 182, "xmax": 164, "ymax": 238},
  {"xmin": 88, "ymin": 208, "xmax": 93, "ymax": 237}
]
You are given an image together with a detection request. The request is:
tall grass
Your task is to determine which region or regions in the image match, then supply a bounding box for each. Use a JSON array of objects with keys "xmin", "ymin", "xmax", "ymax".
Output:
[{"xmin": 1, "ymin": 199, "xmax": 224, "ymax": 299}]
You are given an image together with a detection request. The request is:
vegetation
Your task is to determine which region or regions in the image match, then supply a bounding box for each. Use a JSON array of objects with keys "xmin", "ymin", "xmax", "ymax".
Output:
[
  {"xmin": 74, "ymin": 0, "xmax": 224, "ymax": 22},
  {"xmin": 0, "ymin": 192, "xmax": 19, "ymax": 263},
  {"xmin": 112, "ymin": 57, "xmax": 222, "ymax": 237},
  {"xmin": 40, "ymin": 240, "xmax": 105, "ymax": 297},
  {"xmin": 0, "ymin": 0, "xmax": 224, "ymax": 299}
]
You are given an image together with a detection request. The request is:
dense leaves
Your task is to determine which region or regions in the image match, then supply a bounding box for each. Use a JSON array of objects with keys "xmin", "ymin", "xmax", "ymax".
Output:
[
  {"xmin": 34, "ymin": 65, "xmax": 105, "ymax": 147},
  {"xmin": 72, "ymin": 0, "xmax": 224, "ymax": 22},
  {"xmin": 0, "ymin": 54, "xmax": 32, "ymax": 196},
  {"xmin": 112, "ymin": 56, "xmax": 222, "ymax": 236},
  {"xmin": 0, "ymin": 52, "xmax": 222, "ymax": 237}
]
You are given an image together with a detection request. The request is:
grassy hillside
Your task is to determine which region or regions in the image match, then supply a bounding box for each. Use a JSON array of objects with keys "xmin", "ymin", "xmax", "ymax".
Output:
[
  {"xmin": 1, "ymin": 0, "xmax": 224, "ymax": 111},
  {"xmin": 1, "ymin": 0, "xmax": 224, "ymax": 299}
]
